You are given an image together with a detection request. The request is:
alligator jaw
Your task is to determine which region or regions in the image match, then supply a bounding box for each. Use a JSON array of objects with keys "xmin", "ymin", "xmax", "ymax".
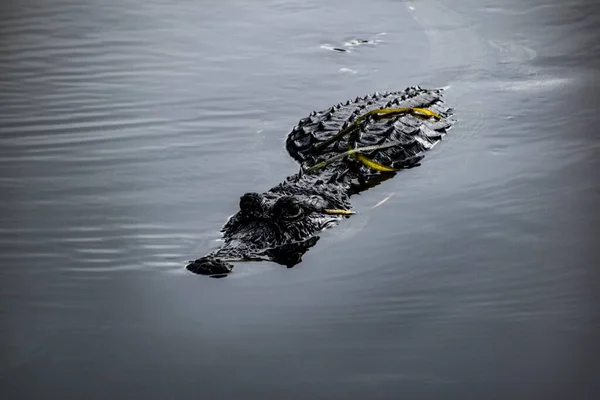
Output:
[{"xmin": 186, "ymin": 235, "xmax": 323, "ymax": 277}]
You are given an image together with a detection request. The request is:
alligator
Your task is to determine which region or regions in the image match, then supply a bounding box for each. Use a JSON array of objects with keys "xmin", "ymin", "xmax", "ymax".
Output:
[{"xmin": 187, "ymin": 86, "xmax": 455, "ymax": 277}]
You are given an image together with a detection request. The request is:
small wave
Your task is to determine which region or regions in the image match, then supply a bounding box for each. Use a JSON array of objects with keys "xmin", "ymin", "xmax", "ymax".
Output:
[
  {"xmin": 320, "ymin": 34, "xmax": 384, "ymax": 53},
  {"xmin": 338, "ymin": 67, "xmax": 358, "ymax": 74},
  {"xmin": 489, "ymin": 40, "xmax": 537, "ymax": 62},
  {"xmin": 320, "ymin": 44, "xmax": 350, "ymax": 53}
]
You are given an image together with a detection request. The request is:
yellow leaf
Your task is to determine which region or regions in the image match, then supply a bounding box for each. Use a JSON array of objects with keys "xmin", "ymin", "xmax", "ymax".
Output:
[{"xmin": 354, "ymin": 153, "xmax": 397, "ymax": 172}]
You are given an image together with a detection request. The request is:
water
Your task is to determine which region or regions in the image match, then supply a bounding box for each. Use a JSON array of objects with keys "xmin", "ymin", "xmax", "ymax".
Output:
[{"xmin": 1, "ymin": 0, "xmax": 599, "ymax": 398}]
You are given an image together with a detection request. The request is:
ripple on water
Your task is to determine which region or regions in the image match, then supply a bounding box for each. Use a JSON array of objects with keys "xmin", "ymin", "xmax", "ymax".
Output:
[
  {"xmin": 57, "ymin": 227, "xmax": 198, "ymax": 274},
  {"xmin": 0, "ymin": 220, "xmax": 203, "ymax": 275}
]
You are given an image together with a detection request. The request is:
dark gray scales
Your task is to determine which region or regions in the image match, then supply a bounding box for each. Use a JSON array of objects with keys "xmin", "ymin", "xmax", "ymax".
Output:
[
  {"xmin": 187, "ymin": 87, "xmax": 456, "ymax": 276},
  {"xmin": 286, "ymin": 86, "xmax": 454, "ymax": 174}
]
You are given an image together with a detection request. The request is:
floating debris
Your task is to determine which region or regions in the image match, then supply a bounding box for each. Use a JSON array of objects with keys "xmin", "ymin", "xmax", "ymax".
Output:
[
  {"xmin": 320, "ymin": 34, "xmax": 384, "ymax": 53},
  {"xmin": 372, "ymin": 193, "xmax": 395, "ymax": 209}
]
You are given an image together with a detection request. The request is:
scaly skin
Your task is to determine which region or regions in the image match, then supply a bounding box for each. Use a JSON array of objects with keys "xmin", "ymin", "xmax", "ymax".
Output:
[{"xmin": 187, "ymin": 87, "xmax": 455, "ymax": 277}]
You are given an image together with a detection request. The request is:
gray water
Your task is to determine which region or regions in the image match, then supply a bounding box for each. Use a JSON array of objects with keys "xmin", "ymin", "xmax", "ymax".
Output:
[{"xmin": 1, "ymin": 0, "xmax": 599, "ymax": 398}]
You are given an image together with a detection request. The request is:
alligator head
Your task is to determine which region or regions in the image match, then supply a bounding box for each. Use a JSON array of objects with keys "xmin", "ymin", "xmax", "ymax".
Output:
[{"xmin": 186, "ymin": 172, "xmax": 353, "ymax": 277}]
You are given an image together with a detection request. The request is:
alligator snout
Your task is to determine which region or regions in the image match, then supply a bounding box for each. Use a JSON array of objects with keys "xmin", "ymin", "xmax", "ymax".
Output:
[{"xmin": 186, "ymin": 257, "xmax": 233, "ymax": 277}]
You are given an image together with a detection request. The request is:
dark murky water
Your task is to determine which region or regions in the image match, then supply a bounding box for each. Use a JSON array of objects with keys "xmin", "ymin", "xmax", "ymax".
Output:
[{"xmin": 1, "ymin": 0, "xmax": 599, "ymax": 398}]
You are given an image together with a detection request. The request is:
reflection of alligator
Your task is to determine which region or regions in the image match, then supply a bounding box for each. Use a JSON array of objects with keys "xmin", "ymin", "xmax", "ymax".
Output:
[{"xmin": 187, "ymin": 87, "xmax": 455, "ymax": 277}]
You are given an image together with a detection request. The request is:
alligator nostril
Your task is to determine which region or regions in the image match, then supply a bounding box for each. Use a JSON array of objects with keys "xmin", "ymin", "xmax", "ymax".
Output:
[{"xmin": 239, "ymin": 192, "xmax": 263, "ymax": 215}]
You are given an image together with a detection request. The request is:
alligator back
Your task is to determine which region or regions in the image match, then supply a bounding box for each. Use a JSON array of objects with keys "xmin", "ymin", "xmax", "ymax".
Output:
[{"xmin": 286, "ymin": 87, "xmax": 455, "ymax": 174}]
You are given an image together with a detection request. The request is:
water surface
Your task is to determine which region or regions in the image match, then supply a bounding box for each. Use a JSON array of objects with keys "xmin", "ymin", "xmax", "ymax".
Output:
[{"xmin": 1, "ymin": 0, "xmax": 599, "ymax": 398}]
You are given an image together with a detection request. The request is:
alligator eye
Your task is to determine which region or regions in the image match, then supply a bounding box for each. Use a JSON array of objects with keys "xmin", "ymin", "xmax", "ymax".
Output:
[{"xmin": 283, "ymin": 202, "xmax": 303, "ymax": 220}]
